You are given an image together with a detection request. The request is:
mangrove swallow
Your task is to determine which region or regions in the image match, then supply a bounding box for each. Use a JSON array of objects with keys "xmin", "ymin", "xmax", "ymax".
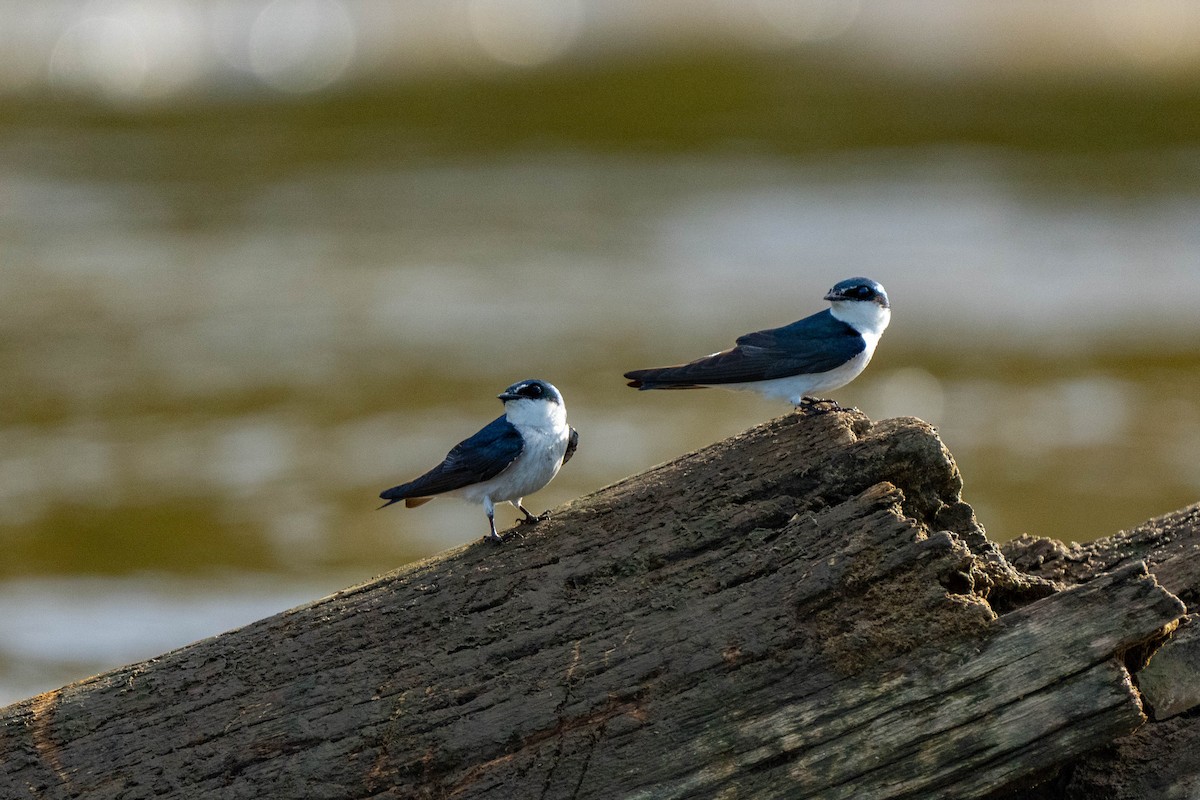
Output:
[
  {"xmin": 624, "ymin": 277, "xmax": 890, "ymax": 407},
  {"xmin": 379, "ymin": 379, "xmax": 578, "ymax": 543}
]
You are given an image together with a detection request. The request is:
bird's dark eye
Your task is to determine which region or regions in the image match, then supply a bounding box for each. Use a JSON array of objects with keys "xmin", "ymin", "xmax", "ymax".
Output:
[
  {"xmin": 853, "ymin": 286, "xmax": 872, "ymax": 298},
  {"xmin": 522, "ymin": 384, "xmax": 543, "ymax": 398}
]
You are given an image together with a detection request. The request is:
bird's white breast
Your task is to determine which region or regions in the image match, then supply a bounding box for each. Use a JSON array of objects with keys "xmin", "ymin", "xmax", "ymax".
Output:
[
  {"xmin": 453, "ymin": 400, "xmax": 570, "ymax": 504},
  {"xmin": 488, "ymin": 421, "xmax": 569, "ymax": 502}
]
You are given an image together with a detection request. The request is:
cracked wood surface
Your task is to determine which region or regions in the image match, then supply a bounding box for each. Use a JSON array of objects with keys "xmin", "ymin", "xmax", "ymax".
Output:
[
  {"xmin": 1002, "ymin": 505, "xmax": 1200, "ymax": 800},
  {"xmin": 0, "ymin": 411, "xmax": 1186, "ymax": 799}
]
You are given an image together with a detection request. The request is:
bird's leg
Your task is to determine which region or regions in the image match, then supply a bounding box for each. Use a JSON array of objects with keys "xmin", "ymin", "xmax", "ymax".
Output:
[
  {"xmin": 486, "ymin": 508, "xmax": 504, "ymax": 543},
  {"xmin": 483, "ymin": 500, "xmax": 526, "ymax": 542},
  {"xmin": 516, "ymin": 500, "xmax": 549, "ymax": 525}
]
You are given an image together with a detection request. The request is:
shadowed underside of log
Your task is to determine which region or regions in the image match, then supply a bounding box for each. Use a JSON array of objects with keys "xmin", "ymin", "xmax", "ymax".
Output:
[{"xmin": 0, "ymin": 411, "xmax": 1188, "ymax": 799}]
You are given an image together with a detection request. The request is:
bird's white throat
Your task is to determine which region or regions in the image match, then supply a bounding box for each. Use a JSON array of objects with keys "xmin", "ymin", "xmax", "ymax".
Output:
[
  {"xmin": 830, "ymin": 300, "xmax": 891, "ymax": 340},
  {"xmin": 504, "ymin": 397, "xmax": 568, "ymax": 432}
]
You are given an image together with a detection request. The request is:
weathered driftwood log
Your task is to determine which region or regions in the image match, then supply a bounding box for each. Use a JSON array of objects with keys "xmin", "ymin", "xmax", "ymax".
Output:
[
  {"xmin": 0, "ymin": 411, "xmax": 1189, "ymax": 799},
  {"xmin": 1003, "ymin": 505, "xmax": 1200, "ymax": 800}
]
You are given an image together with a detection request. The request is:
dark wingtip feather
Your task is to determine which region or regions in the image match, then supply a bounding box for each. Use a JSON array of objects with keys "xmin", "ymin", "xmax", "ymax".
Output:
[
  {"xmin": 626, "ymin": 363, "xmax": 711, "ymax": 391},
  {"xmin": 625, "ymin": 368, "xmax": 656, "ymax": 389},
  {"xmin": 378, "ymin": 485, "xmax": 409, "ymax": 509}
]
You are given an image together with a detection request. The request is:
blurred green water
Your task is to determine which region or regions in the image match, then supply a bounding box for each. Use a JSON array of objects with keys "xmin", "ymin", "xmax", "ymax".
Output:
[{"xmin": 2, "ymin": 51, "xmax": 1200, "ymax": 704}]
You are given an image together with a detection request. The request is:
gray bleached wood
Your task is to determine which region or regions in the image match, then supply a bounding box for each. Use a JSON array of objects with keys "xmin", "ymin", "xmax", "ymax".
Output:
[
  {"xmin": 1002, "ymin": 505, "xmax": 1200, "ymax": 799},
  {"xmin": 1135, "ymin": 618, "xmax": 1200, "ymax": 720},
  {"xmin": 0, "ymin": 411, "xmax": 1186, "ymax": 799}
]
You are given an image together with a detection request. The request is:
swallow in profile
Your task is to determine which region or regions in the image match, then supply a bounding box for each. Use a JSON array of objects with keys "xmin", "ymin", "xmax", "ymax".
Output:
[
  {"xmin": 624, "ymin": 277, "xmax": 890, "ymax": 408},
  {"xmin": 379, "ymin": 379, "xmax": 578, "ymax": 542}
]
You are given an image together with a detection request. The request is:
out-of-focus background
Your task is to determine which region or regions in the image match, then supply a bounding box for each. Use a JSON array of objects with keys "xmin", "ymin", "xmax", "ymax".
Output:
[{"xmin": 3, "ymin": 0, "xmax": 1200, "ymax": 706}]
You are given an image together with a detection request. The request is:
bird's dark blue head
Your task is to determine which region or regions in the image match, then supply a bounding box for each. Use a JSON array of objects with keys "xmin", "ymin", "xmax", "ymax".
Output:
[
  {"xmin": 824, "ymin": 277, "xmax": 889, "ymax": 309},
  {"xmin": 497, "ymin": 379, "xmax": 563, "ymax": 405}
]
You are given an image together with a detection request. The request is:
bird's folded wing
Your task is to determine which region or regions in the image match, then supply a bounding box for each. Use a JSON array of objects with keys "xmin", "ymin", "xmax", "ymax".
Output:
[
  {"xmin": 731, "ymin": 315, "xmax": 865, "ymax": 378},
  {"xmin": 628, "ymin": 311, "xmax": 865, "ymax": 386},
  {"xmin": 380, "ymin": 416, "xmax": 524, "ymax": 501},
  {"xmin": 563, "ymin": 426, "xmax": 579, "ymax": 465}
]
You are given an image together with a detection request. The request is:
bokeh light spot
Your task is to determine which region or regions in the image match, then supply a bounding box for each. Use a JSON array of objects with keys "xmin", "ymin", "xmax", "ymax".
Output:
[
  {"xmin": 50, "ymin": 14, "xmax": 148, "ymax": 98},
  {"xmin": 466, "ymin": 0, "xmax": 584, "ymax": 67},
  {"xmin": 249, "ymin": 0, "xmax": 356, "ymax": 93}
]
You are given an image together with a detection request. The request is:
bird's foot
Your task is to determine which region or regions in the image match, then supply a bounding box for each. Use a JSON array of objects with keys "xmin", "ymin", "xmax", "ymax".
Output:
[
  {"xmin": 499, "ymin": 527, "xmax": 526, "ymax": 542},
  {"xmin": 516, "ymin": 505, "xmax": 550, "ymax": 525},
  {"xmin": 796, "ymin": 397, "xmax": 850, "ymax": 415}
]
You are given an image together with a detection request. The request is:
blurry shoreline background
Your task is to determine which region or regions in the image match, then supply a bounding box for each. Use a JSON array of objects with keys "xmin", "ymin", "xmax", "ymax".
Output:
[{"xmin": 3, "ymin": 0, "xmax": 1200, "ymax": 705}]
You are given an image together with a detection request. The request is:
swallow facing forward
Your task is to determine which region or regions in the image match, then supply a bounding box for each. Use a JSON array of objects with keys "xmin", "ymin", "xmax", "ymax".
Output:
[
  {"xmin": 624, "ymin": 277, "xmax": 890, "ymax": 407},
  {"xmin": 379, "ymin": 379, "xmax": 578, "ymax": 542}
]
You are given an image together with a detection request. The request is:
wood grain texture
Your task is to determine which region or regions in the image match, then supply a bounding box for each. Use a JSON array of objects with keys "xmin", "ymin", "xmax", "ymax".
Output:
[
  {"xmin": 1136, "ymin": 618, "xmax": 1200, "ymax": 720},
  {"xmin": 1004, "ymin": 503, "xmax": 1200, "ymax": 606},
  {"xmin": 0, "ymin": 411, "xmax": 1186, "ymax": 799},
  {"xmin": 1002, "ymin": 504, "xmax": 1200, "ymax": 799}
]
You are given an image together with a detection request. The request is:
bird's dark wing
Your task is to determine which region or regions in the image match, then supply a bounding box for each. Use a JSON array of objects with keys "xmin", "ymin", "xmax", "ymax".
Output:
[
  {"xmin": 379, "ymin": 416, "xmax": 523, "ymax": 507},
  {"xmin": 732, "ymin": 310, "xmax": 866, "ymax": 375},
  {"xmin": 625, "ymin": 309, "xmax": 864, "ymax": 388},
  {"xmin": 562, "ymin": 426, "xmax": 579, "ymax": 465}
]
